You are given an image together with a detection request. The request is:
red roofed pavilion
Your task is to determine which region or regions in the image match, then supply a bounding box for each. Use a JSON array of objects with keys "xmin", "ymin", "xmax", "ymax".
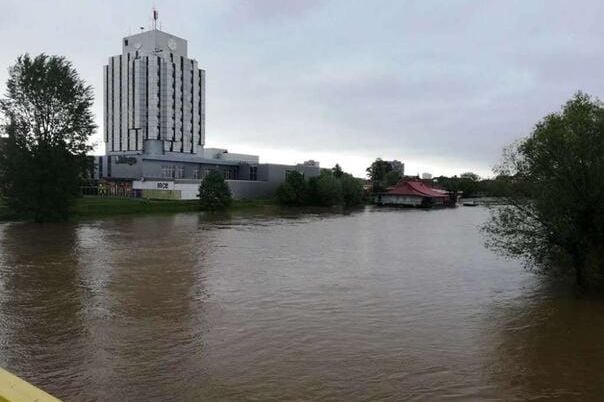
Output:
[{"xmin": 376, "ymin": 180, "xmax": 455, "ymax": 207}]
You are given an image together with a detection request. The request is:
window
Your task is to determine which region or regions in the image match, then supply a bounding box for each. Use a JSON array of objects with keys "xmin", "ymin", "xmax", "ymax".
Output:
[
  {"xmin": 250, "ymin": 166, "xmax": 257, "ymax": 181},
  {"xmin": 124, "ymin": 39, "xmax": 129, "ymax": 46},
  {"xmin": 161, "ymin": 165, "xmax": 175, "ymax": 178}
]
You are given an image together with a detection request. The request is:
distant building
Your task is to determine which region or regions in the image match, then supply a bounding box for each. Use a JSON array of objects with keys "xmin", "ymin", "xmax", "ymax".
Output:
[
  {"xmin": 94, "ymin": 15, "xmax": 320, "ymax": 200},
  {"xmin": 421, "ymin": 172, "xmax": 432, "ymax": 180},
  {"xmin": 302, "ymin": 160, "xmax": 320, "ymax": 168}
]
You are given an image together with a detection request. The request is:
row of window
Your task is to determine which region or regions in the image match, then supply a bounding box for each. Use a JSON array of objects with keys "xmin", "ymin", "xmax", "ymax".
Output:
[
  {"xmin": 159, "ymin": 166, "xmax": 246, "ymax": 180},
  {"xmin": 106, "ymin": 55, "xmax": 203, "ymax": 153},
  {"xmin": 161, "ymin": 166, "xmax": 184, "ymax": 179}
]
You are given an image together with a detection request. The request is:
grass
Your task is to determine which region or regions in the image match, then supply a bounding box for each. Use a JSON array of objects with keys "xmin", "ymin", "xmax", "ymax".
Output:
[
  {"xmin": 0, "ymin": 199, "xmax": 16, "ymax": 221},
  {"xmin": 0, "ymin": 196, "xmax": 279, "ymax": 222},
  {"xmin": 73, "ymin": 197, "xmax": 200, "ymax": 218}
]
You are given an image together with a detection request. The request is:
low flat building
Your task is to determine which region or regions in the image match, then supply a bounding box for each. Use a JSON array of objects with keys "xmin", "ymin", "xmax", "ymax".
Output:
[{"xmin": 93, "ymin": 151, "xmax": 320, "ymax": 200}]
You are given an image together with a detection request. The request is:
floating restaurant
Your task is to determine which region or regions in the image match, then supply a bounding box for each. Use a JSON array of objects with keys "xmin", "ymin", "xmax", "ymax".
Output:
[{"xmin": 375, "ymin": 180, "xmax": 456, "ymax": 207}]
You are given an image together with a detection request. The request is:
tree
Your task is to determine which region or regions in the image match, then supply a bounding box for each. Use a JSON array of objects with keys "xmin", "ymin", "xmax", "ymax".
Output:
[
  {"xmin": 483, "ymin": 92, "xmax": 604, "ymax": 289},
  {"xmin": 366, "ymin": 158, "xmax": 393, "ymax": 192},
  {"xmin": 0, "ymin": 54, "xmax": 95, "ymax": 222},
  {"xmin": 276, "ymin": 166, "xmax": 364, "ymax": 208},
  {"xmin": 198, "ymin": 170, "xmax": 232, "ymax": 210},
  {"xmin": 276, "ymin": 171, "xmax": 308, "ymax": 206},
  {"xmin": 383, "ymin": 170, "xmax": 401, "ymax": 187},
  {"xmin": 332, "ymin": 163, "xmax": 344, "ymax": 178},
  {"xmin": 460, "ymin": 172, "xmax": 480, "ymax": 181},
  {"xmin": 340, "ymin": 173, "xmax": 364, "ymax": 207},
  {"xmin": 307, "ymin": 171, "xmax": 342, "ymax": 206}
]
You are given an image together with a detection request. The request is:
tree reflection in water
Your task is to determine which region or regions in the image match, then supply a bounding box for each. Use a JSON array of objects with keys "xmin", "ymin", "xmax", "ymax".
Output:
[{"xmin": 485, "ymin": 280, "xmax": 604, "ymax": 400}]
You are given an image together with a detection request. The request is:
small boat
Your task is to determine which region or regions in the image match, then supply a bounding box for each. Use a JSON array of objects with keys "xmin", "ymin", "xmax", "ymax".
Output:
[{"xmin": 463, "ymin": 201, "xmax": 479, "ymax": 207}]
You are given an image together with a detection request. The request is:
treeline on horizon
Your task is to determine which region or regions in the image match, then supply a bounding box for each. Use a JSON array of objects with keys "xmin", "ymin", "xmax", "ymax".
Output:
[
  {"xmin": 365, "ymin": 158, "xmax": 509, "ymax": 198},
  {"xmin": 275, "ymin": 160, "xmax": 511, "ymax": 209}
]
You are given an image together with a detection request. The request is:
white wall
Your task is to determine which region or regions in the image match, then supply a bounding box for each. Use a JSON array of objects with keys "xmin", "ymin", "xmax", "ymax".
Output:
[
  {"xmin": 379, "ymin": 195, "xmax": 423, "ymax": 206},
  {"xmin": 133, "ymin": 179, "xmax": 275, "ymax": 200}
]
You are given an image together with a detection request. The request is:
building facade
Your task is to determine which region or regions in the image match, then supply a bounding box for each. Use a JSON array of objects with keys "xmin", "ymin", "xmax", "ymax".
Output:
[{"xmin": 103, "ymin": 29, "xmax": 205, "ymax": 156}]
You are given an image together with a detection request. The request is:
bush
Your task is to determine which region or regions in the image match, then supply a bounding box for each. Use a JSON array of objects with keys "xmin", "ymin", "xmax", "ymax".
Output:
[
  {"xmin": 308, "ymin": 172, "xmax": 342, "ymax": 206},
  {"xmin": 340, "ymin": 173, "xmax": 364, "ymax": 207},
  {"xmin": 276, "ymin": 166, "xmax": 364, "ymax": 208},
  {"xmin": 198, "ymin": 171, "xmax": 232, "ymax": 210},
  {"xmin": 276, "ymin": 171, "xmax": 308, "ymax": 206}
]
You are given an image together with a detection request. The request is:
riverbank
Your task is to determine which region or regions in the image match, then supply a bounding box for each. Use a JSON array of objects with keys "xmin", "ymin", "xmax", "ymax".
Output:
[{"xmin": 0, "ymin": 197, "xmax": 278, "ymax": 222}]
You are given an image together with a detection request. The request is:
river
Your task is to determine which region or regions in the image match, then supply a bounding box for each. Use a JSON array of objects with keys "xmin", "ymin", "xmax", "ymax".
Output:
[{"xmin": 1, "ymin": 206, "xmax": 603, "ymax": 401}]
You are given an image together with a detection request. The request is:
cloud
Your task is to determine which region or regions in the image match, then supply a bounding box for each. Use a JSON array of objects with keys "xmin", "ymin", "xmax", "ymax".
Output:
[
  {"xmin": 1, "ymin": 0, "xmax": 604, "ymax": 178},
  {"xmin": 226, "ymin": 0, "xmax": 328, "ymax": 24}
]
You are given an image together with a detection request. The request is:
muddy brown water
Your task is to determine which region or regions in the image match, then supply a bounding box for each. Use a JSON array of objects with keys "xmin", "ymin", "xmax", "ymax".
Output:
[{"xmin": 1, "ymin": 207, "xmax": 603, "ymax": 401}]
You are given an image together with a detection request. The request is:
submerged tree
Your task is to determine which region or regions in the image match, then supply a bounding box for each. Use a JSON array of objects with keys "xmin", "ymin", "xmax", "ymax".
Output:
[
  {"xmin": 0, "ymin": 54, "xmax": 95, "ymax": 222},
  {"xmin": 198, "ymin": 170, "xmax": 232, "ymax": 211},
  {"xmin": 483, "ymin": 92, "xmax": 604, "ymax": 289}
]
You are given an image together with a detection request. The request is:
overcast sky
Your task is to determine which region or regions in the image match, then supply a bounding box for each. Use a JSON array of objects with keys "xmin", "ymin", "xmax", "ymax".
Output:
[{"xmin": 1, "ymin": 0, "xmax": 603, "ymax": 178}]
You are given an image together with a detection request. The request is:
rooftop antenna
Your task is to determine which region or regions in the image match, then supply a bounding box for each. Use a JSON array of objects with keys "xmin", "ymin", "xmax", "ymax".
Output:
[{"xmin": 152, "ymin": 7, "xmax": 159, "ymax": 31}]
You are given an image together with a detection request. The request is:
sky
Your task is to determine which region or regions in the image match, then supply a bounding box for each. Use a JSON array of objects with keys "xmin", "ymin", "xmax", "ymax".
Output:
[{"xmin": 1, "ymin": 0, "xmax": 603, "ymax": 178}]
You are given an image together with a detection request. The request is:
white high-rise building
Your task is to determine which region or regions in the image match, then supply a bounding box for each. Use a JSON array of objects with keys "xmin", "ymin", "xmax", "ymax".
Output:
[
  {"xmin": 95, "ymin": 15, "xmax": 321, "ymax": 200},
  {"xmin": 103, "ymin": 26, "xmax": 205, "ymax": 155}
]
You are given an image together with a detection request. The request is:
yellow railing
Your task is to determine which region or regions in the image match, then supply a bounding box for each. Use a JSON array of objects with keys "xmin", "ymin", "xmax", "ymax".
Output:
[{"xmin": 0, "ymin": 368, "xmax": 61, "ymax": 402}]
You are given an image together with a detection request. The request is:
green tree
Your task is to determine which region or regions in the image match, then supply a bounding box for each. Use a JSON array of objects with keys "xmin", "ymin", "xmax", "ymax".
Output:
[
  {"xmin": 340, "ymin": 173, "xmax": 364, "ymax": 207},
  {"xmin": 383, "ymin": 170, "xmax": 401, "ymax": 187},
  {"xmin": 276, "ymin": 166, "xmax": 365, "ymax": 208},
  {"xmin": 307, "ymin": 171, "xmax": 343, "ymax": 206},
  {"xmin": 460, "ymin": 172, "xmax": 480, "ymax": 181},
  {"xmin": 276, "ymin": 171, "xmax": 308, "ymax": 206},
  {"xmin": 366, "ymin": 158, "xmax": 393, "ymax": 192},
  {"xmin": 484, "ymin": 92, "xmax": 604, "ymax": 289},
  {"xmin": 0, "ymin": 54, "xmax": 95, "ymax": 222},
  {"xmin": 198, "ymin": 170, "xmax": 232, "ymax": 210},
  {"xmin": 332, "ymin": 163, "xmax": 344, "ymax": 178}
]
